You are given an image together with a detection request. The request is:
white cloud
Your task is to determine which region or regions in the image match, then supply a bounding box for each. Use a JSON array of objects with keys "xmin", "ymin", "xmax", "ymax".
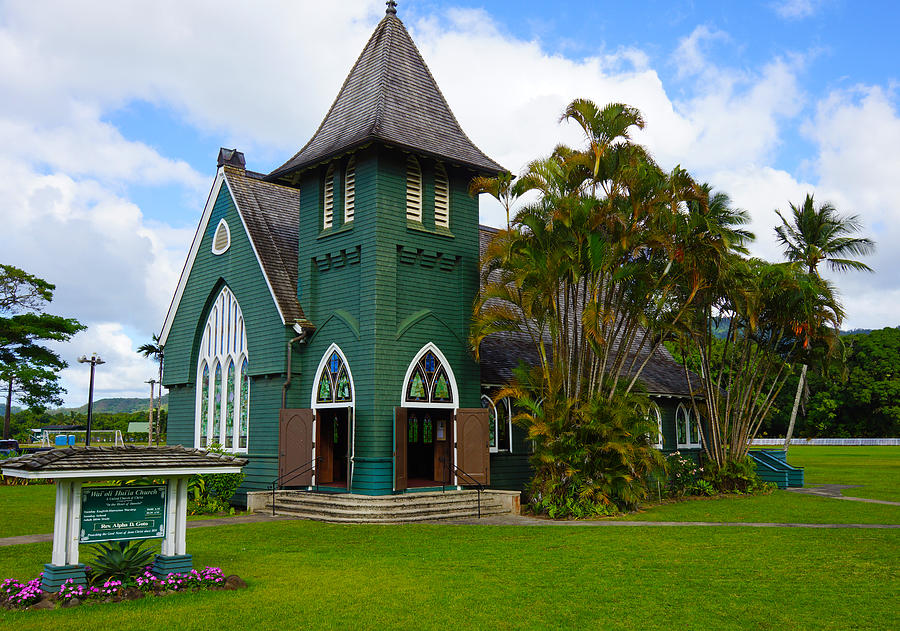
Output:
[{"xmin": 772, "ymin": 0, "xmax": 823, "ymax": 20}]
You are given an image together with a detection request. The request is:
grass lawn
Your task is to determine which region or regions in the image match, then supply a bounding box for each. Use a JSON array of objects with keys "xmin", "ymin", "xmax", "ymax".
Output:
[
  {"xmin": 619, "ymin": 490, "xmax": 900, "ymax": 524},
  {"xmin": 0, "ymin": 520, "xmax": 897, "ymax": 630},
  {"xmin": 784, "ymin": 446, "xmax": 900, "ymax": 502}
]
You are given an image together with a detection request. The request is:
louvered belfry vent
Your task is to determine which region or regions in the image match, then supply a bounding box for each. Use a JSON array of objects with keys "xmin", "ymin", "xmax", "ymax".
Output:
[
  {"xmin": 406, "ymin": 156, "xmax": 422, "ymax": 222},
  {"xmin": 323, "ymin": 163, "xmax": 335, "ymax": 229},
  {"xmin": 212, "ymin": 219, "xmax": 231, "ymax": 255},
  {"xmin": 344, "ymin": 158, "xmax": 356, "ymax": 222},
  {"xmin": 434, "ymin": 163, "xmax": 449, "ymax": 228}
]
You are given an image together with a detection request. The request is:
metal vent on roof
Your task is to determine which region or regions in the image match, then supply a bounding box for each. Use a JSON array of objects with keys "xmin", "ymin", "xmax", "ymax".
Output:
[
  {"xmin": 217, "ymin": 148, "xmax": 245, "ymax": 169},
  {"xmin": 344, "ymin": 157, "xmax": 356, "ymax": 223},
  {"xmin": 212, "ymin": 219, "xmax": 231, "ymax": 255},
  {"xmin": 323, "ymin": 163, "xmax": 335, "ymax": 229},
  {"xmin": 434, "ymin": 162, "xmax": 449, "ymax": 228},
  {"xmin": 406, "ymin": 156, "xmax": 422, "ymax": 222}
]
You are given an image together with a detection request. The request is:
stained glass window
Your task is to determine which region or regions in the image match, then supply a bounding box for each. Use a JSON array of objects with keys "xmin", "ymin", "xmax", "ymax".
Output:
[
  {"xmin": 423, "ymin": 415, "xmax": 433, "ymax": 444},
  {"xmin": 497, "ymin": 398, "xmax": 510, "ymax": 451},
  {"xmin": 676, "ymin": 405, "xmax": 688, "ymax": 446},
  {"xmin": 240, "ymin": 357, "xmax": 249, "ymax": 449},
  {"xmin": 404, "ymin": 346, "xmax": 454, "ymax": 404},
  {"xmin": 196, "ymin": 286, "xmax": 249, "ymax": 452},
  {"xmin": 481, "ymin": 395, "xmax": 496, "ymax": 449},
  {"xmin": 335, "ymin": 368, "xmax": 351, "ymax": 402},
  {"xmin": 200, "ymin": 363, "xmax": 209, "ymax": 447},
  {"xmin": 689, "ymin": 415, "xmax": 700, "ymax": 445},
  {"xmin": 408, "ymin": 415, "xmax": 419, "ymax": 443},
  {"xmin": 225, "ymin": 360, "xmax": 235, "ymax": 448},
  {"xmin": 317, "ymin": 367, "xmax": 333, "ymax": 403},
  {"xmin": 315, "ymin": 348, "xmax": 353, "ymax": 405},
  {"xmin": 214, "ymin": 362, "xmax": 223, "ymax": 447},
  {"xmin": 407, "ymin": 369, "xmax": 427, "ymax": 401}
]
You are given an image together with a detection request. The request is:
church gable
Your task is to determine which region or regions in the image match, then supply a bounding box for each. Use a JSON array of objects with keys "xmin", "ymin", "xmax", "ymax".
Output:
[{"xmin": 161, "ymin": 167, "xmax": 297, "ymax": 385}]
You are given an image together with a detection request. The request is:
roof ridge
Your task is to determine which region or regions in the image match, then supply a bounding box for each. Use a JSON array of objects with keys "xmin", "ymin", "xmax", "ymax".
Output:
[{"xmin": 371, "ymin": 15, "xmax": 395, "ymax": 137}]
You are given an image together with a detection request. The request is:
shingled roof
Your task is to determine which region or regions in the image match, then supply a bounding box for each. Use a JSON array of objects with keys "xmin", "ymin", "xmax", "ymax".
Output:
[
  {"xmin": 223, "ymin": 166, "xmax": 304, "ymax": 324},
  {"xmin": 476, "ymin": 226, "xmax": 697, "ymax": 397},
  {"xmin": 1, "ymin": 445, "xmax": 247, "ymax": 479},
  {"xmin": 269, "ymin": 6, "xmax": 503, "ymax": 179}
]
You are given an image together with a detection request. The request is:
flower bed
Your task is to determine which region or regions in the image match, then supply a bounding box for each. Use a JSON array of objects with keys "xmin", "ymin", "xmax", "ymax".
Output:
[{"xmin": 2, "ymin": 567, "xmax": 246, "ymax": 611}]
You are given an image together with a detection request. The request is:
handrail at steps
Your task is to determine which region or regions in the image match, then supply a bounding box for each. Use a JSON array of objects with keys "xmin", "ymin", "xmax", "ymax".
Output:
[
  {"xmin": 270, "ymin": 457, "xmax": 321, "ymax": 516},
  {"xmin": 444, "ymin": 463, "xmax": 485, "ymax": 519}
]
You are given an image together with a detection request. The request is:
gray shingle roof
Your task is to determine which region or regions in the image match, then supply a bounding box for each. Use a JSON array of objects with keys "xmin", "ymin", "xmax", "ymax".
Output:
[
  {"xmin": 476, "ymin": 226, "xmax": 697, "ymax": 397},
  {"xmin": 1, "ymin": 445, "xmax": 247, "ymax": 474},
  {"xmin": 269, "ymin": 12, "xmax": 503, "ymax": 179},
  {"xmin": 224, "ymin": 166, "xmax": 304, "ymax": 323}
]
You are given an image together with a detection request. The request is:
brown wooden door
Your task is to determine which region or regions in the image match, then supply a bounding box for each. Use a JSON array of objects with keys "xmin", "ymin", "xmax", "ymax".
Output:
[
  {"xmin": 316, "ymin": 410, "xmax": 334, "ymax": 484},
  {"xmin": 278, "ymin": 409, "xmax": 314, "ymax": 487},
  {"xmin": 456, "ymin": 408, "xmax": 490, "ymax": 485},
  {"xmin": 394, "ymin": 407, "xmax": 407, "ymax": 491}
]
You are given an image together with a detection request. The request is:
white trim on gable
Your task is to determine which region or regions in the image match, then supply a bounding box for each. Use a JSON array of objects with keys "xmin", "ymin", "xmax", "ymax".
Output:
[{"xmin": 159, "ymin": 168, "xmax": 287, "ymax": 347}]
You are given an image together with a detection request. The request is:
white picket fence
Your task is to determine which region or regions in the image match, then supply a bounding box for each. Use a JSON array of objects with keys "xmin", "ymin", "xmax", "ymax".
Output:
[{"xmin": 751, "ymin": 438, "xmax": 900, "ymax": 446}]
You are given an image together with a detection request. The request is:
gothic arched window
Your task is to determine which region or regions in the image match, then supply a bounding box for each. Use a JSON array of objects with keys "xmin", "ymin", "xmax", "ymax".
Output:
[
  {"xmin": 315, "ymin": 347, "xmax": 353, "ymax": 405},
  {"xmin": 196, "ymin": 286, "xmax": 249, "ymax": 452},
  {"xmin": 404, "ymin": 346, "xmax": 454, "ymax": 405}
]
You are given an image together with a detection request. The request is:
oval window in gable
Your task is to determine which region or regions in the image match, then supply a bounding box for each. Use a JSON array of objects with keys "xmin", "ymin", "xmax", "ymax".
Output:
[{"xmin": 212, "ymin": 219, "xmax": 231, "ymax": 255}]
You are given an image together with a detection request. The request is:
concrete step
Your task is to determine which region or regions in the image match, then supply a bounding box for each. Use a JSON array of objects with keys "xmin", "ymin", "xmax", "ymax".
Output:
[{"xmin": 255, "ymin": 489, "xmax": 512, "ymax": 523}]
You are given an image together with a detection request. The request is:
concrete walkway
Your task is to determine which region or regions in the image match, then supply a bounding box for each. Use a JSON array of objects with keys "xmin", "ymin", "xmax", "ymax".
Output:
[
  {"xmin": 785, "ymin": 484, "xmax": 900, "ymax": 506},
  {"xmin": 0, "ymin": 513, "xmax": 292, "ymax": 548}
]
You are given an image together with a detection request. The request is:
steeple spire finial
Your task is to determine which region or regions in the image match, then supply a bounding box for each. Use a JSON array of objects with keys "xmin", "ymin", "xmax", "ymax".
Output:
[{"xmin": 386, "ymin": 1, "xmax": 397, "ymax": 16}]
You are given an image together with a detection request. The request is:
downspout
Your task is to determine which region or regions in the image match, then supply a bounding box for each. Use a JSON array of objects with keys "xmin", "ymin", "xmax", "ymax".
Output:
[{"xmin": 281, "ymin": 324, "xmax": 309, "ymax": 409}]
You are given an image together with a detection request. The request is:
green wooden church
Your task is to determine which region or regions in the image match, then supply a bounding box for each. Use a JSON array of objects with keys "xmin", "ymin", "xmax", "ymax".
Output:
[{"xmin": 159, "ymin": 2, "xmax": 702, "ymax": 502}]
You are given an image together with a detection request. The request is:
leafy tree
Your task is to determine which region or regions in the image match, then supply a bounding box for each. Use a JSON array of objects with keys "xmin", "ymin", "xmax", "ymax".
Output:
[
  {"xmin": 1, "ymin": 265, "xmax": 85, "ymax": 439},
  {"xmin": 774, "ymin": 194, "xmax": 875, "ymax": 448}
]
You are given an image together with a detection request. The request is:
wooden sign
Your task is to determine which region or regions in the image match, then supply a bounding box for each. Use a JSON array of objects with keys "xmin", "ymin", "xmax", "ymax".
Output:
[{"xmin": 80, "ymin": 485, "xmax": 167, "ymax": 543}]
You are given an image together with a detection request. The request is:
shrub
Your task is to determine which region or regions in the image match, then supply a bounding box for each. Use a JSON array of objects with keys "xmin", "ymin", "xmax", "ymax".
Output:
[
  {"xmin": 665, "ymin": 452, "xmax": 704, "ymax": 497},
  {"xmin": 87, "ymin": 540, "xmax": 155, "ymax": 584},
  {"xmin": 704, "ymin": 456, "xmax": 769, "ymax": 494},
  {"xmin": 523, "ymin": 382, "xmax": 666, "ymax": 518},
  {"xmin": 188, "ymin": 444, "xmax": 245, "ymax": 515},
  {"xmin": 1, "ymin": 577, "xmax": 43, "ymax": 608}
]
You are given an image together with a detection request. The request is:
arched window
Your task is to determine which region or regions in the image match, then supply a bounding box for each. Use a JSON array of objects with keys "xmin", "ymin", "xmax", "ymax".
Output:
[
  {"xmin": 344, "ymin": 157, "xmax": 356, "ymax": 223},
  {"xmin": 676, "ymin": 403, "xmax": 700, "ymax": 449},
  {"xmin": 196, "ymin": 286, "xmax": 249, "ymax": 452},
  {"xmin": 482, "ymin": 393, "xmax": 512, "ymax": 453},
  {"xmin": 402, "ymin": 344, "xmax": 457, "ymax": 407},
  {"xmin": 406, "ymin": 156, "xmax": 422, "ymax": 222},
  {"xmin": 648, "ymin": 403, "xmax": 663, "ymax": 449},
  {"xmin": 434, "ymin": 162, "xmax": 449, "ymax": 228},
  {"xmin": 323, "ymin": 163, "xmax": 336, "ymax": 229},
  {"xmin": 313, "ymin": 345, "xmax": 354, "ymax": 407}
]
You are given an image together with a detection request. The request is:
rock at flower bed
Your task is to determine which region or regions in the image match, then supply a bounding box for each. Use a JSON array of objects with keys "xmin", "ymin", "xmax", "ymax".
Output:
[
  {"xmin": 223, "ymin": 575, "xmax": 247, "ymax": 591},
  {"xmin": 31, "ymin": 595, "xmax": 56, "ymax": 610},
  {"xmin": 60, "ymin": 597, "xmax": 81, "ymax": 609}
]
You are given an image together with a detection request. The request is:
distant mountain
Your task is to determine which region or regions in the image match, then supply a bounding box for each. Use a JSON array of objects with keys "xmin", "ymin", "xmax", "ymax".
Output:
[
  {"xmin": 840, "ymin": 328, "xmax": 875, "ymax": 336},
  {"xmin": 1, "ymin": 405, "xmax": 23, "ymax": 416},
  {"xmin": 48, "ymin": 395, "xmax": 169, "ymax": 416}
]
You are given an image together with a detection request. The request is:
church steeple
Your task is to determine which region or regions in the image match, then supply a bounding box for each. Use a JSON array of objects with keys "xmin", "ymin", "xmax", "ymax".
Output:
[{"xmin": 269, "ymin": 3, "xmax": 503, "ymax": 180}]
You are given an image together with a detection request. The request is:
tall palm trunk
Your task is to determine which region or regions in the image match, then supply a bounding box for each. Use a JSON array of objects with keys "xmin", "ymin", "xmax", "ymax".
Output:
[
  {"xmin": 784, "ymin": 363, "xmax": 807, "ymax": 452},
  {"xmin": 3, "ymin": 379, "xmax": 11, "ymax": 440}
]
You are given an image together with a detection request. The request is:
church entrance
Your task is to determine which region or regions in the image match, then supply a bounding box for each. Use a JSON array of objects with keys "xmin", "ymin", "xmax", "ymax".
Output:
[
  {"xmin": 405, "ymin": 408, "xmax": 452, "ymax": 487},
  {"xmin": 316, "ymin": 408, "xmax": 350, "ymax": 488}
]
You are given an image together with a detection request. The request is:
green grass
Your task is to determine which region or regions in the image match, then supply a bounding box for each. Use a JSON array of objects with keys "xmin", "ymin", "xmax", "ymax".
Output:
[
  {"xmin": 0, "ymin": 520, "xmax": 897, "ymax": 630},
  {"xmin": 619, "ymin": 490, "xmax": 900, "ymax": 524},
  {"xmin": 784, "ymin": 446, "xmax": 900, "ymax": 502}
]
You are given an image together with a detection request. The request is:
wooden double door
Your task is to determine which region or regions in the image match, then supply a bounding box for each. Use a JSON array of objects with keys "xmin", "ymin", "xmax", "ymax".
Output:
[
  {"xmin": 278, "ymin": 407, "xmax": 351, "ymax": 488},
  {"xmin": 394, "ymin": 407, "xmax": 489, "ymax": 491}
]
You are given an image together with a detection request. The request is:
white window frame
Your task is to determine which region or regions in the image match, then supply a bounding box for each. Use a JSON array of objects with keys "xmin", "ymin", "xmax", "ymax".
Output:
[
  {"xmin": 400, "ymin": 343, "xmax": 458, "ymax": 409},
  {"xmin": 675, "ymin": 403, "xmax": 701, "ymax": 449},
  {"xmin": 195, "ymin": 286, "xmax": 249, "ymax": 453},
  {"xmin": 211, "ymin": 218, "xmax": 231, "ymax": 255},
  {"xmin": 648, "ymin": 403, "xmax": 663, "ymax": 449}
]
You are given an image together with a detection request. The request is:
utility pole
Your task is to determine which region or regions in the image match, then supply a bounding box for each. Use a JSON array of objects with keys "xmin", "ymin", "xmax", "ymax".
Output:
[
  {"xmin": 77, "ymin": 354, "xmax": 105, "ymax": 446},
  {"xmin": 146, "ymin": 379, "xmax": 157, "ymax": 447}
]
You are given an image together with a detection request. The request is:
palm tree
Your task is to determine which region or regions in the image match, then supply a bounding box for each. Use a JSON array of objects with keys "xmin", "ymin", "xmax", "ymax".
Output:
[
  {"xmin": 138, "ymin": 333, "xmax": 164, "ymax": 445},
  {"xmin": 775, "ymin": 194, "xmax": 874, "ymax": 450},
  {"xmin": 469, "ymin": 171, "xmax": 517, "ymax": 229}
]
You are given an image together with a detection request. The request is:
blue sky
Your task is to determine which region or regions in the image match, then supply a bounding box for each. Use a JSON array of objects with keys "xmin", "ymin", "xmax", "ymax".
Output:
[{"xmin": 0, "ymin": 0, "xmax": 897, "ymax": 405}]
